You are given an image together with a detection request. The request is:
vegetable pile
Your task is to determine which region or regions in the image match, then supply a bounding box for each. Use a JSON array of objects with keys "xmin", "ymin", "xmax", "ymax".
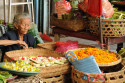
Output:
[
  {"xmin": 72, "ymin": 48, "xmax": 118, "ymax": 63},
  {"xmin": 107, "ymin": 8, "xmax": 125, "ymax": 19}
]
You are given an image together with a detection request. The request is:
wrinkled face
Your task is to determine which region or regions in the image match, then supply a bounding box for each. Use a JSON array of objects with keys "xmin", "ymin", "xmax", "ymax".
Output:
[{"xmin": 14, "ymin": 18, "xmax": 31, "ymax": 35}]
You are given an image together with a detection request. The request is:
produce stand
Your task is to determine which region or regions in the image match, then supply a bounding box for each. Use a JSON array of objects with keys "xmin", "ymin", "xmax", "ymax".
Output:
[{"xmin": 1, "ymin": 0, "xmax": 125, "ymax": 83}]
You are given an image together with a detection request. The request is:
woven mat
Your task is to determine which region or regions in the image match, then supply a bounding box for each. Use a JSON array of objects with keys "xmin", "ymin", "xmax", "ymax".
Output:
[{"xmin": 8, "ymin": 74, "xmax": 43, "ymax": 83}]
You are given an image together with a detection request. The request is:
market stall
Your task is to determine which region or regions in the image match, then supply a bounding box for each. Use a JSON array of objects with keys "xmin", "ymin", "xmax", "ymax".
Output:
[{"xmin": 0, "ymin": 0, "xmax": 125, "ymax": 83}]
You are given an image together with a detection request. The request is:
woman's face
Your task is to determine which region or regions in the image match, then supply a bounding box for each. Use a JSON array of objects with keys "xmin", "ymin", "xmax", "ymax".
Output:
[{"xmin": 15, "ymin": 18, "xmax": 31, "ymax": 35}]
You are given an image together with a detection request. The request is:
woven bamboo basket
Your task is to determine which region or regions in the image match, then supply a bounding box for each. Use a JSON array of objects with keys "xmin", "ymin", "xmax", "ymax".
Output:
[
  {"xmin": 88, "ymin": 17, "xmax": 125, "ymax": 37},
  {"xmin": 37, "ymin": 42, "xmax": 94, "ymax": 51},
  {"xmin": 4, "ymin": 48, "xmax": 71, "ymax": 78},
  {"xmin": 66, "ymin": 48, "xmax": 122, "ymax": 67},
  {"xmin": 51, "ymin": 16, "xmax": 87, "ymax": 31},
  {"xmin": 71, "ymin": 65, "xmax": 125, "ymax": 83}
]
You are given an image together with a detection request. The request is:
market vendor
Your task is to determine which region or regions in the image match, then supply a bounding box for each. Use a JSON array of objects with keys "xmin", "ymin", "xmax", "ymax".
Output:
[{"xmin": 0, "ymin": 13, "xmax": 35, "ymax": 62}]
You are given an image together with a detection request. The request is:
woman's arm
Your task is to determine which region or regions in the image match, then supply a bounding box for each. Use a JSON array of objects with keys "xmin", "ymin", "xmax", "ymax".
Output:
[
  {"xmin": 0, "ymin": 40, "xmax": 28, "ymax": 48},
  {"xmin": 0, "ymin": 40, "xmax": 18, "ymax": 46}
]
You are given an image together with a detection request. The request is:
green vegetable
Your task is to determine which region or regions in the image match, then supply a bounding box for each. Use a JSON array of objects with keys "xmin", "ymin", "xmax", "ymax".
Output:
[
  {"xmin": 118, "ymin": 48, "xmax": 125, "ymax": 58},
  {"xmin": 3, "ymin": 74, "xmax": 13, "ymax": 79},
  {"xmin": 53, "ymin": 0, "xmax": 60, "ymax": 2},
  {"xmin": 107, "ymin": 8, "xmax": 125, "ymax": 19},
  {"xmin": 0, "ymin": 71, "xmax": 9, "ymax": 75},
  {"xmin": 0, "ymin": 74, "xmax": 6, "ymax": 83},
  {"xmin": 0, "ymin": 79, "xmax": 3, "ymax": 83}
]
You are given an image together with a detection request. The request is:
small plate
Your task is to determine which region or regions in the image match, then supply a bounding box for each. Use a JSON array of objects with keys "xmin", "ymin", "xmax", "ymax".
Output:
[{"xmin": 0, "ymin": 62, "xmax": 41, "ymax": 76}]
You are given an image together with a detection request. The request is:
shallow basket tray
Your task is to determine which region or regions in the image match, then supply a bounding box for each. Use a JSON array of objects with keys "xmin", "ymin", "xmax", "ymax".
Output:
[
  {"xmin": 37, "ymin": 42, "xmax": 94, "ymax": 51},
  {"xmin": 66, "ymin": 48, "xmax": 122, "ymax": 67},
  {"xmin": 4, "ymin": 48, "xmax": 71, "ymax": 78}
]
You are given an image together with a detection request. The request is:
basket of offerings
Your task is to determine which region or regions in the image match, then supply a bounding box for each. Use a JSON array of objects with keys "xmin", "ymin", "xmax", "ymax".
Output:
[
  {"xmin": 4, "ymin": 48, "xmax": 71, "ymax": 78},
  {"xmin": 66, "ymin": 48, "xmax": 122, "ymax": 67}
]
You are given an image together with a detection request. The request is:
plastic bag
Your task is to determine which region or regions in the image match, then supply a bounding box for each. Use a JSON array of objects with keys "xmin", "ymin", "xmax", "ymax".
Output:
[
  {"xmin": 55, "ymin": 40, "xmax": 78, "ymax": 53},
  {"xmin": 78, "ymin": 0, "xmax": 88, "ymax": 13},
  {"xmin": 87, "ymin": 0, "xmax": 102, "ymax": 17},
  {"xmin": 56, "ymin": 0, "xmax": 71, "ymax": 19},
  {"xmin": 78, "ymin": 0, "xmax": 102, "ymax": 17},
  {"xmin": 102, "ymin": 0, "xmax": 114, "ymax": 18}
]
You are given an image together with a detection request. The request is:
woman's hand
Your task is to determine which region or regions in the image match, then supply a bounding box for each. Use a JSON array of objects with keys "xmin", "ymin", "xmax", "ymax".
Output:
[
  {"xmin": 28, "ymin": 47, "xmax": 33, "ymax": 49},
  {"xmin": 17, "ymin": 40, "xmax": 28, "ymax": 49}
]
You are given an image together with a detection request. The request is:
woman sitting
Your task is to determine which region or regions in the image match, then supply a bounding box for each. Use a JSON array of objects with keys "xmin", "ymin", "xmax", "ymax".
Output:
[{"xmin": 0, "ymin": 13, "xmax": 35, "ymax": 61}]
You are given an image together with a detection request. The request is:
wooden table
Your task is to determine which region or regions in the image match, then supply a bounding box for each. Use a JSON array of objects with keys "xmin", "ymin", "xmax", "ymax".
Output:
[{"xmin": 52, "ymin": 27, "xmax": 125, "ymax": 52}]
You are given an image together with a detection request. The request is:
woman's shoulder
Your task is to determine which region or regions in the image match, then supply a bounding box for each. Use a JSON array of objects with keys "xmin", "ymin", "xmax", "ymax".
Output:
[
  {"xmin": 25, "ymin": 33, "xmax": 35, "ymax": 40},
  {"xmin": 5, "ymin": 30, "xmax": 17, "ymax": 35}
]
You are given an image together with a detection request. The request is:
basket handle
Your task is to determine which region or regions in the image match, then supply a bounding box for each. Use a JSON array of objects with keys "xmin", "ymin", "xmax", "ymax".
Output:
[{"xmin": 66, "ymin": 51, "xmax": 78, "ymax": 63}]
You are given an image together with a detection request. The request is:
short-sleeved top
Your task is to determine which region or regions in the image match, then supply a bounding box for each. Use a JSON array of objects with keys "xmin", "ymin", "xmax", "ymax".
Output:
[{"xmin": 0, "ymin": 30, "xmax": 35, "ymax": 61}]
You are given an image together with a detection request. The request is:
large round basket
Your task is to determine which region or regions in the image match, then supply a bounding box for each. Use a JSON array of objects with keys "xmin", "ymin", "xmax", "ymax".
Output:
[
  {"xmin": 71, "ymin": 65, "xmax": 125, "ymax": 83},
  {"xmin": 66, "ymin": 48, "xmax": 122, "ymax": 67},
  {"xmin": 4, "ymin": 48, "xmax": 71, "ymax": 78},
  {"xmin": 51, "ymin": 16, "xmax": 87, "ymax": 31}
]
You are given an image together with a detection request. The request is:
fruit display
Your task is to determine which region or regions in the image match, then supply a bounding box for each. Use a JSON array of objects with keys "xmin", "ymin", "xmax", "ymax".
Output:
[
  {"xmin": 1, "ymin": 61, "xmax": 40, "ymax": 72},
  {"xmin": 71, "ymin": 48, "xmax": 118, "ymax": 63},
  {"xmin": 16, "ymin": 56, "xmax": 68, "ymax": 67}
]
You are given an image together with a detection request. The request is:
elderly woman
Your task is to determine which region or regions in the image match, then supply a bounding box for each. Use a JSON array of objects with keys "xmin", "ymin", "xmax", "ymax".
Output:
[{"xmin": 0, "ymin": 13, "xmax": 35, "ymax": 61}]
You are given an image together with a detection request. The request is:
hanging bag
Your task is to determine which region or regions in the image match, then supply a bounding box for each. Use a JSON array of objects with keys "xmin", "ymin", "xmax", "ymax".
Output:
[{"xmin": 56, "ymin": 0, "xmax": 71, "ymax": 19}]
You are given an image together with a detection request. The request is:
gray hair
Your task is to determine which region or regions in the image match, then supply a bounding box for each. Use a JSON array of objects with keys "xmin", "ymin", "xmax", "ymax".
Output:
[{"xmin": 13, "ymin": 13, "xmax": 31, "ymax": 24}]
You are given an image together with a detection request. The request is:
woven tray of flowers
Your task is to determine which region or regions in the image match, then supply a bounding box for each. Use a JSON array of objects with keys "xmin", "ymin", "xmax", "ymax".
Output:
[
  {"xmin": 4, "ymin": 48, "xmax": 71, "ymax": 78},
  {"xmin": 66, "ymin": 48, "xmax": 122, "ymax": 67}
]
